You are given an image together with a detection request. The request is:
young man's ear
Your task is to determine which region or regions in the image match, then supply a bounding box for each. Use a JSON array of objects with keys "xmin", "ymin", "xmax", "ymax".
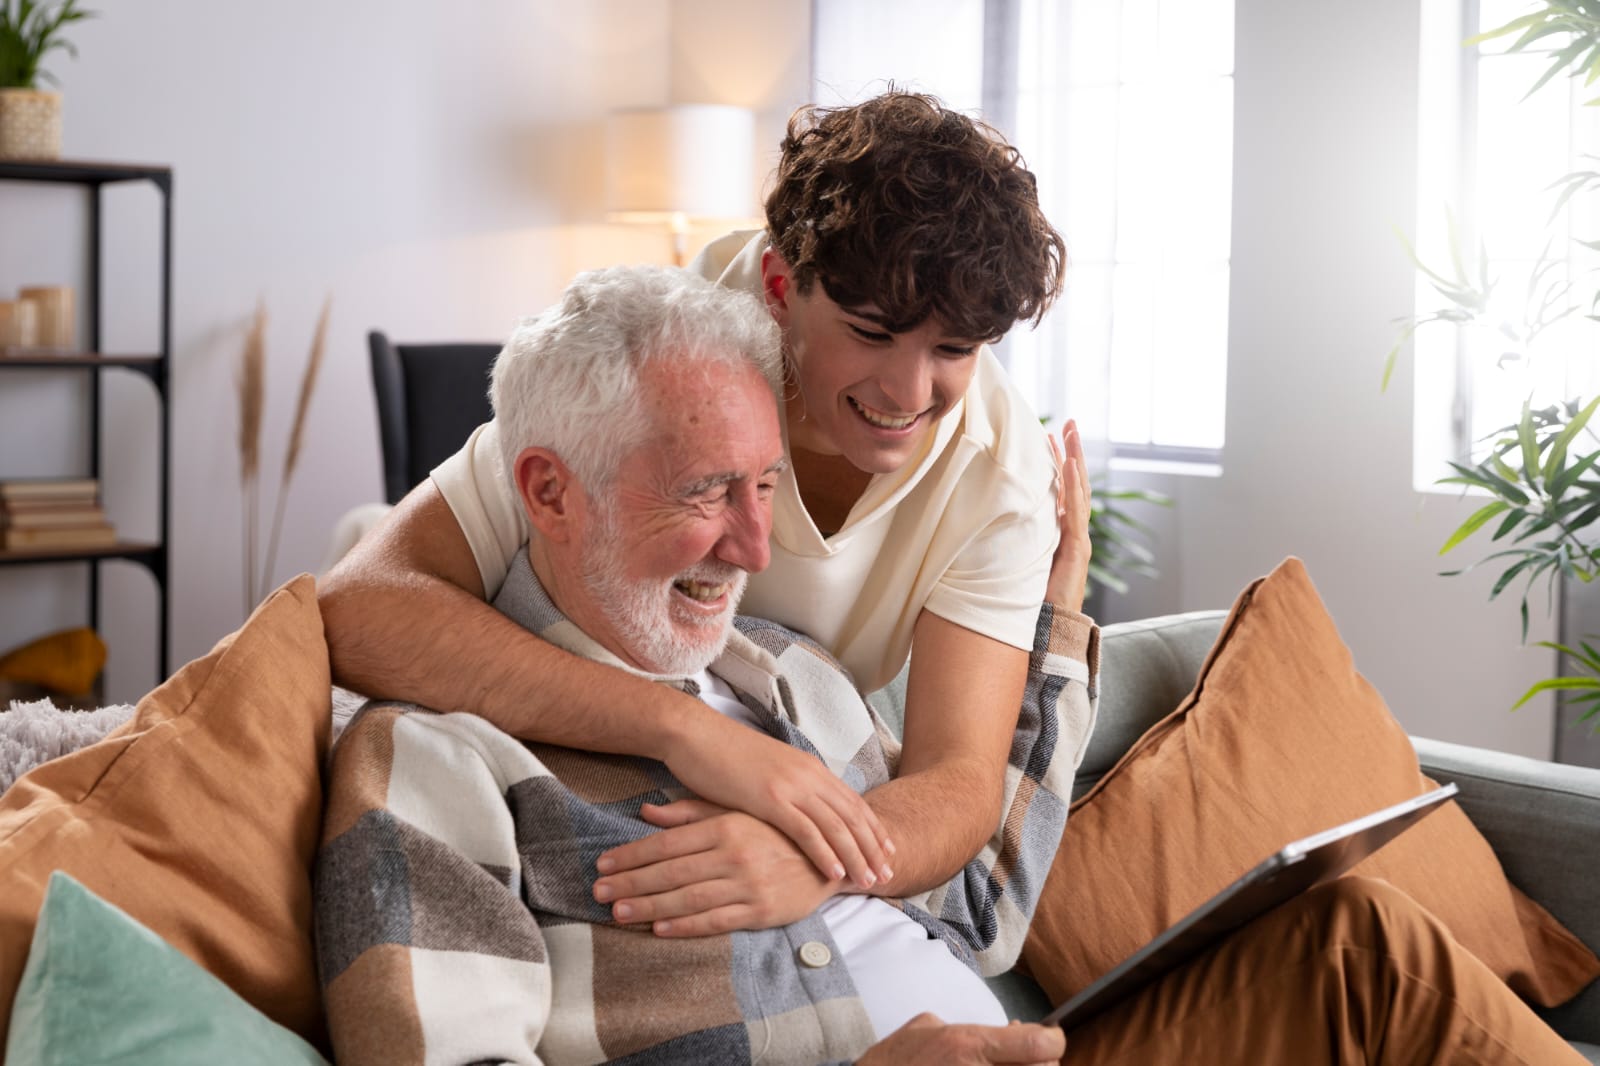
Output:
[
  {"xmin": 760, "ymin": 249, "xmax": 794, "ymax": 325},
  {"xmin": 514, "ymin": 447, "xmax": 581, "ymax": 542}
]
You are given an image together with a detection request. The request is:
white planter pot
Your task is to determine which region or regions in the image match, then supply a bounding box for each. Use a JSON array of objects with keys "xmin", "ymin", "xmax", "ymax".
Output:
[{"xmin": 0, "ymin": 89, "xmax": 63, "ymax": 161}]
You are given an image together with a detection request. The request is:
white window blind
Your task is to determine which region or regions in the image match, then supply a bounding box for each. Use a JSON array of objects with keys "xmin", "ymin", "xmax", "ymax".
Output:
[{"xmin": 1413, "ymin": 0, "xmax": 1600, "ymax": 487}]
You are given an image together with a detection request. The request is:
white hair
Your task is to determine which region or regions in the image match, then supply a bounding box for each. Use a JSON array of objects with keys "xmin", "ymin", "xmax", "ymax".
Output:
[{"xmin": 490, "ymin": 265, "xmax": 783, "ymax": 492}]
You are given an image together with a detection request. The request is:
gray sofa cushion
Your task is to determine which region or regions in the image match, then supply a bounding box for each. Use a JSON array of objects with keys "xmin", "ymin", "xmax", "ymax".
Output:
[
  {"xmin": 1416, "ymin": 736, "xmax": 1600, "ymax": 1046},
  {"xmin": 1074, "ymin": 610, "xmax": 1227, "ymax": 798}
]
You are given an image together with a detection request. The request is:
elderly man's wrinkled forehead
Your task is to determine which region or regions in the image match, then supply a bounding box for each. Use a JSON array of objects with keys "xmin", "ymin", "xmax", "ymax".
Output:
[{"xmin": 603, "ymin": 353, "xmax": 785, "ymax": 491}]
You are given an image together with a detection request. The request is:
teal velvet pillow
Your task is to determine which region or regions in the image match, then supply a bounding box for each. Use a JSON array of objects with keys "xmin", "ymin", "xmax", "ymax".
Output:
[{"xmin": 5, "ymin": 872, "xmax": 328, "ymax": 1066}]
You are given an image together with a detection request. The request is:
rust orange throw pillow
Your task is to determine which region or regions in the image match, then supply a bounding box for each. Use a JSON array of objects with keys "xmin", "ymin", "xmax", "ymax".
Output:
[
  {"xmin": 0, "ymin": 576, "xmax": 331, "ymax": 1051},
  {"xmin": 1022, "ymin": 557, "xmax": 1600, "ymax": 1009}
]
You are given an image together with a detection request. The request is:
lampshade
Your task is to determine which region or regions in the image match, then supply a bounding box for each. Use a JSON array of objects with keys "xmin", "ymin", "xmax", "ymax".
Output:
[{"xmin": 605, "ymin": 105, "xmax": 757, "ymax": 225}]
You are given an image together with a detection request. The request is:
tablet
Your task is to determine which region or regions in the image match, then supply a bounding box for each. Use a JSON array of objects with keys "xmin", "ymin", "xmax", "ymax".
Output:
[{"xmin": 1043, "ymin": 782, "xmax": 1460, "ymax": 1030}]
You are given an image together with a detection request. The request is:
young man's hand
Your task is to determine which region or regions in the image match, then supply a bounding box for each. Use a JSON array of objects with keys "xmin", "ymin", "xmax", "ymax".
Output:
[
  {"xmin": 858, "ymin": 1015, "xmax": 1065, "ymax": 1065},
  {"xmin": 661, "ymin": 711, "xmax": 895, "ymax": 892},
  {"xmin": 1046, "ymin": 418, "xmax": 1092, "ymax": 613},
  {"xmin": 594, "ymin": 798, "xmax": 841, "ymax": 935}
]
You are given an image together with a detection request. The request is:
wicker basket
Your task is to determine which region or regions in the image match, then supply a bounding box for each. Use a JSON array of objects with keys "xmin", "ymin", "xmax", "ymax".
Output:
[{"xmin": 0, "ymin": 89, "xmax": 62, "ymax": 161}]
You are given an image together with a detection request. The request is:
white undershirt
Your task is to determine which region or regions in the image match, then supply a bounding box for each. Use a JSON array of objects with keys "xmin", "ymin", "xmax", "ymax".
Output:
[{"xmin": 693, "ymin": 669, "xmax": 1007, "ymax": 1038}]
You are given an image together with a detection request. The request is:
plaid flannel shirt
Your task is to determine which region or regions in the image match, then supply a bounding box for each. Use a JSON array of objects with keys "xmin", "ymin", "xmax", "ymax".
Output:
[{"xmin": 315, "ymin": 555, "xmax": 1098, "ymax": 1065}]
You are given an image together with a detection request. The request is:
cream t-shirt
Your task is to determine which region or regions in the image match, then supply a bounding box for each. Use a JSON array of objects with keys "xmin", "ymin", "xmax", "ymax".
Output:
[{"xmin": 431, "ymin": 231, "xmax": 1060, "ymax": 693}]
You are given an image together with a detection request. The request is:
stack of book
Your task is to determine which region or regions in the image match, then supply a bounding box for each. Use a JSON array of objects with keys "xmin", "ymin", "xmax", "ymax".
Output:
[{"xmin": 0, "ymin": 479, "xmax": 117, "ymax": 551}]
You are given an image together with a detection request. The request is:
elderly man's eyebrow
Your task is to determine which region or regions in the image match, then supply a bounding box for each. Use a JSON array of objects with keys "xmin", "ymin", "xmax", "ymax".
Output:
[{"xmin": 676, "ymin": 458, "xmax": 789, "ymax": 499}]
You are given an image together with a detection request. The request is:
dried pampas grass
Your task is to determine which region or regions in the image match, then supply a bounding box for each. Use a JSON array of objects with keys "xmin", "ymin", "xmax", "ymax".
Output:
[
  {"xmin": 236, "ymin": 303, "xmax": 267, "ymax": 616},
  {"xmin": 235, "ymin": 295, "xmax": 332, "ymax": 616},
  {"xmin": 259, "ymin": 295, "xmax": 330, "ymax": 600}
]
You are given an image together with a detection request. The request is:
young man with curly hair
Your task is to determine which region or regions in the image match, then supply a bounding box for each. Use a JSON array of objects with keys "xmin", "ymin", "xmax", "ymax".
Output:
[{"xmin": 319, "ymin": 91, "xmax": 1094, "ymax": 935}]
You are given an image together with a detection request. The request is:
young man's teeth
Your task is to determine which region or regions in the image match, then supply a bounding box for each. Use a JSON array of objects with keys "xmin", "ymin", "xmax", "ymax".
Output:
[
  {"xmin": 675, "ymin": 580, "xmax": 728, "ymax": 602},
  {"xmin": 850, "ymin": 398, "xmax": 916, "ymax": 429}
]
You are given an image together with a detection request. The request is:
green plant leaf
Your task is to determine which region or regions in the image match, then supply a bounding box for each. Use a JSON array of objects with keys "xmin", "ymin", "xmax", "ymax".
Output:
[
  {"xmin": 1518, "ymin": 401, "xmax": 1543, "ymax": 490},
  {"xmin": 0, "ymin": 0, "xmax": 91, "ymax": 89},
  {"xmin": 1548, "ymin": 170, "xmax": 1600, "ymax": 222},
  {"xmin": 1086, "ymin": 560, "xmax": 1128, "ymax": 596},
  {"xmin": 1528, "ymin": 36, "xmax": 1594, "ymax": 99},
  {"xmin": 1492, "ymin": 555, "xmax": 1544, "ymax": 597},
  {"xmin": 1486, "ymin": 465, "xmax": 1534, "ymax": 505},
  {"xmin": 1465, "ymin": 11, "xmax": 1547, "ymax": 48},
  {"xmin": 1548, "ymin": 448, "xmax": 1600, "ymax": 499},
  {"xmin": 1492, "ymin": 507, "xmax": 1530, "ymax": 540},
  {"xmin": 1511, "ymin": 675, "xmax": 1600, "ymax": 710},
  {"xmin": 1440, "ymin": 500, "xmax": 1513, "ymax": 555},
  {"xmin": 1084, "ymin": 480, "xmax": 1172, "ymax": 600},
  {"xmin": 1544, "ymin": 396, "xmax": 1600, "ymax": 479}
]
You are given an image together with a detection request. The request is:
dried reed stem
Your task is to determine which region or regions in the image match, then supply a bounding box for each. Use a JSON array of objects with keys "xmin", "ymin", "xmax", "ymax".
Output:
[
  {"xmin": 236, "ymin": 302, "xmax": 267, "ymax": 615},
  {"xmin": 260, "ymin": 294, "xmax": 331, "ymax": 597}
]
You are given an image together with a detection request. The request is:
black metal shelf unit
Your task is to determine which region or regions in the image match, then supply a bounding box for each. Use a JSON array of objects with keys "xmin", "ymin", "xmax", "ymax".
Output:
[{"xmin": 0, "ymin": 158, "xmax": 172, "ymax": 679}]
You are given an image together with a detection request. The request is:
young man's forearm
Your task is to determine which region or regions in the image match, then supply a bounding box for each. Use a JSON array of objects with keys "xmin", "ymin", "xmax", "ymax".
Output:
[
  {"xmin": 322, "ymin": 561, "xmax": 696, "ymax": 754},
  {"xmin": 860, "ymin": 757, "xmax": 1002, "ymax": 896},
  {"xmin": 318, "ymin": 490, "xmax": 694, "ymax": 755},
  {"xmin": 852, "ymin": 612, "xmax": 1031, "ymax": 897}
]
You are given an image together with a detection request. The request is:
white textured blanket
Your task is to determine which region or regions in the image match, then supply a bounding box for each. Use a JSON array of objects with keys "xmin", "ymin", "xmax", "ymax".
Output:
[{"xmin": 1, "ymin": 699, "xmax": 136, "ymax": 795}]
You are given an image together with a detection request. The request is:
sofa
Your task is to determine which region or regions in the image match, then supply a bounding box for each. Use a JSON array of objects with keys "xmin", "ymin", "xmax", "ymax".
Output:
[
  {"xmin": 934, "ymin": 608, "xmax": 1600, "ymax": 1062},
  {"xmin": 2, "ymin": 575, "xmax": 1599, "ymax": 1062}
]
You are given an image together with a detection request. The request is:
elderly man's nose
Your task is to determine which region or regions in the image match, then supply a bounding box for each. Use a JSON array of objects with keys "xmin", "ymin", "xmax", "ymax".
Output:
[{"xmin": 718, "ymin": 500, "xmax": 772, "ymax": 573}]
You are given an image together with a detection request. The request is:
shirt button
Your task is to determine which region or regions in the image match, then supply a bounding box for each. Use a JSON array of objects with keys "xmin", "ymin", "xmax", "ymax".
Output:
[{"xmin": 798, "ymin": 941, "xmax": 832, "ymax": 969}]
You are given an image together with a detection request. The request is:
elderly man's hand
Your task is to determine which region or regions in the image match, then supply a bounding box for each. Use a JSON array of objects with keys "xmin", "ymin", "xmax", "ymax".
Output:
[
  {"xmin": 857, "ymin": 1015, "xmax": 1065, "ymax": 1065},
  {"xmin": 658, "ymin": 711, "xmax": 895, "ymax": 891},
  {"xmin": 594, "ymin": 798, "xmax": 841, "ymax": 934}
]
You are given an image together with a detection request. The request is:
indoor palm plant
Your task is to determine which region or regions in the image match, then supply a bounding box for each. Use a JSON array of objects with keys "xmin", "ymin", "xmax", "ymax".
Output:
[
  {"xmin": 1087, "ymin": 479, "xmax": 1171, "ymax": 601},
  {"xmin": 0, "ymin": 0, "xmax": 92, "ymax": 160},
  {"xmin": 1401, "ymin": 0, "xmax": 1600, "ymax": 725}
]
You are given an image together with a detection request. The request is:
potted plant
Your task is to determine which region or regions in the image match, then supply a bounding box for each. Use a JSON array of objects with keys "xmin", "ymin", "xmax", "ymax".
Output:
[
  {"xmin": 0, "ymin": 0, "xmax": 93, "ymax": 161},
  {"xmin": 1396, "ymin": 1, "xmax": 1600, "ymax": 732}
]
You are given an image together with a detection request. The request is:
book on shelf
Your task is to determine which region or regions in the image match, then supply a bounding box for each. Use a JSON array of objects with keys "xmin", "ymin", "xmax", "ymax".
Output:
[
  {"xmin": 1, "ymin": 503, "xmax": 108, "ymax": 528},
  {"xmin": 0, "ymin": 478, "xmax": 100, "ymax": 503},
  {"xmin": 1, "ymin": 523, "xmax": 118, "ymax": 551}
]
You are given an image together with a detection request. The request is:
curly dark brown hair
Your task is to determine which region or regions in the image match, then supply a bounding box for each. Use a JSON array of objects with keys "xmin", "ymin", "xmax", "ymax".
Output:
[{"xmin": 764, "ymin": 91, "xmax": 1067, "ymax": 341}]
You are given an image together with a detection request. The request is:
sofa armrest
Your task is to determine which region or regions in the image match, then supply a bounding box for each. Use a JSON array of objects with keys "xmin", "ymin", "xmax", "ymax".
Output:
[{"xmin": 1413, "ymin": 735, "xmax": 1600, "ymax": 1043}]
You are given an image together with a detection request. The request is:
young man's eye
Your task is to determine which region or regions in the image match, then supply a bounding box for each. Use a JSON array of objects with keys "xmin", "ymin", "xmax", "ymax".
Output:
[
  {"xmin": 848, "ymin": 323, "xmax": 893, "ymax": 343},
  {"xmin": 937, "ymin": 344, "xmax": 979, "ymax": 359}
]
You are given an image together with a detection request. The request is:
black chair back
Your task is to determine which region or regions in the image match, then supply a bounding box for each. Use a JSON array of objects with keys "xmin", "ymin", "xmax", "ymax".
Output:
[{"xmin": 368, "ymin": 330, "xmax": 501, "ymax": 505}]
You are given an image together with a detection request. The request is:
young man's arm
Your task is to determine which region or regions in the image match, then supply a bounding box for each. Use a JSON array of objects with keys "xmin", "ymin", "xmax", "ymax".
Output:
[{"xmin": 318, "ymin": 481, "xmax": 892, "ymax": 887}]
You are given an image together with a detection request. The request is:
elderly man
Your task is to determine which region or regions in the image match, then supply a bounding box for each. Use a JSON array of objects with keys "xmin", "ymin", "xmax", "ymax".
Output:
[{"xmin": 314, "ymin": 266, "xmax": 1088, "ymax": 1065}]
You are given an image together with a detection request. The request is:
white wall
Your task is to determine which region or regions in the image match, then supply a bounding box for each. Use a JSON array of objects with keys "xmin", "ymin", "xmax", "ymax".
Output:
[
  {"xmin": 1, "ymin": 0, "xmax": 1562, "ymax": 759},
  {"xmin": 0, "ymin": 0, "xmax": 811, "ymax": 702},
  {"xmin": 1098, "ymin": 0, "xmax": 1563, "ymax": 759}
]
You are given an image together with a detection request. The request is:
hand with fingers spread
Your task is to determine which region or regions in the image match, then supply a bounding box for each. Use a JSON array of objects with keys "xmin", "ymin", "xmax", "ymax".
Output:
[
  {"xmin": 857, "ymin": 1014, "xmax": 1066, "ymax": 1066},
  {"xmin": 661, "ymin": 710, "xmax": 895, "ymax": 892},
  {"xmin": 594, "ymin": 798, "xmax": 841, "ymax": 935},
  {"xmin": 1046, "ymin": 418, "xmax": 1093, "ymax": 613}
]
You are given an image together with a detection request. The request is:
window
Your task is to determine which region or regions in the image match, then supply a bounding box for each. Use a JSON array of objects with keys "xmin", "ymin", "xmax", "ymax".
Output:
[
  {"xmin": 811, "ymin": 0, "xmax": 1236, "ymax": 466},
  {"xmin": 1413, "ymin": 0, "xmax": 1600, "ymax": 488}
]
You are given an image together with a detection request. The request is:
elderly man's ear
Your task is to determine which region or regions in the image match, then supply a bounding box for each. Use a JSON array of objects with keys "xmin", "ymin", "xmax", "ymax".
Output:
[{"xmin": 513, "ymin": 447, "xmax": 582, "ymax": 543}]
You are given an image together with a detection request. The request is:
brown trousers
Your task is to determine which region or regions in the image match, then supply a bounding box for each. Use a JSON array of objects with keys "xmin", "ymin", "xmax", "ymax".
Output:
[{"xmin": 1065, "ymin": 877, "xmax": 1586, "ymax": 1065}]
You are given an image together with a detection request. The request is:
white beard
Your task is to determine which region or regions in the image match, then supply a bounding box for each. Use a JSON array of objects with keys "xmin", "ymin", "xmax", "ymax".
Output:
[{"xmin": 578, "ymin": 506, "xmax": 746, "ymax": 676}]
